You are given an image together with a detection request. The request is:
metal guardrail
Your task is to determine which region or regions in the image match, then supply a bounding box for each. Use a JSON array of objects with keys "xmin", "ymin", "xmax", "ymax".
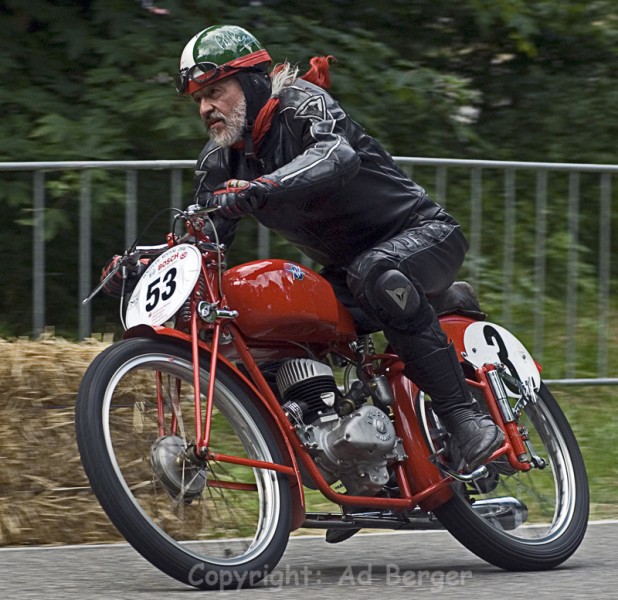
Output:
[
  {"xmin": 4, "ymin": 161, "xmax": 194, "ymax": 343},
  {"xmin": 1, "ymin": 157, "xmax": 615, "ymax": 385},
  {"xmin": 543, "ymin": 378, "xmax": 618, "ymax": 386},
  {"xmin": 394, "ymin": 157, "xmax": 615, "ymax": 383}
]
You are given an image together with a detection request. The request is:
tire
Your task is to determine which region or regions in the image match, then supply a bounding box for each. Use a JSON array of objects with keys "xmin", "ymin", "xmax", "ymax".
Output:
[
  {"xmin": 432, "ymin": 382, "xmax": 589, "ymax": 570},
  {"xmin": 75, "ymin": 338, "xmax": 292, "ymax": 589}
]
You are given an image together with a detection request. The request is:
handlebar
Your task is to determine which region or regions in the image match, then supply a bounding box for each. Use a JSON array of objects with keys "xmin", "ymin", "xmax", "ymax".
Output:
[
  {"xmin": 185, "ymin": 203, "xmax": 220, "ymax": 217},
  {"xmin": 132, "ymin": 243, "xmax": 171, "ymax": 258},
  {"xmin": 82, "ymin": 205, "xmax": 223, "ymax": 305}
]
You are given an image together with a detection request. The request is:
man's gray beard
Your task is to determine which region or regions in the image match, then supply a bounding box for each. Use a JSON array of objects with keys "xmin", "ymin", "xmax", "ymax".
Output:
[{"xmin": 207, "ymin": 96, "xmax": 247, "ymax": 147}]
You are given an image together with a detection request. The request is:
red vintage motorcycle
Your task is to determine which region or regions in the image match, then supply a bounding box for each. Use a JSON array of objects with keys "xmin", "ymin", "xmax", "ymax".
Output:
[{"xmin": 76, "ymin": 206, "xmax": 589, "ymax": 590}]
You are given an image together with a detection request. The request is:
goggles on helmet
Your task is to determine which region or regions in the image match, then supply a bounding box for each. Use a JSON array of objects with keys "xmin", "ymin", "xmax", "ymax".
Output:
[
  {"xmin": 175, "ymin": 62, "xmax": 229, "ymax": 94},
  {"xmin": 176, "ymin": 48, "xmax": 272, "ymax": 95}
]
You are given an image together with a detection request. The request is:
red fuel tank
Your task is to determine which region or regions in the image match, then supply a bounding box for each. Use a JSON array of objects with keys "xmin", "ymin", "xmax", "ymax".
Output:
[{"xmin": 222, "ymin": 260, "xmax": 357, "ymax": 343}]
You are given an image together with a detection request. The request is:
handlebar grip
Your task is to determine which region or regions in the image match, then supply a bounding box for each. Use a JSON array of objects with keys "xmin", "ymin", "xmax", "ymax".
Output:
[
  {"xmin": 186, "ymin": 204, "xmax": 220, "ymax": 217},
  {"xmin": 131, "ymin": 243, "xmax": 170, "ymax": 258}
]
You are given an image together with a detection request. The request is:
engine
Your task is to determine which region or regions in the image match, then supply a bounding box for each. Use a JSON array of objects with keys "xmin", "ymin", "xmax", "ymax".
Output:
[{"xmin": 276, "ymin": 358, "xmax": 405, "ymax": 496}]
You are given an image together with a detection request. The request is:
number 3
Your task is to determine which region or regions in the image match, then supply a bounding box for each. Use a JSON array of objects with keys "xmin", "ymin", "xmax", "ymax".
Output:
[
  {"xmin": 162, "ymin": 268, "xmax": 177, "ymax": 301},
  {"xmin": 483, "ymin": 324, "xmax": 521, "ymax": 382}
]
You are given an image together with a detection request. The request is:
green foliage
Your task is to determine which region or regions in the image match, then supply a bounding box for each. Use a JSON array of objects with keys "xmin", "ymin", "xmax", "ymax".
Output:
[
  {"xmin": 3, "ymin": 0, "xmax": 618, "ymax": 163},
  {"xmin": 2, "ymin": 0, "xmax": 618, "ymax": 368}
]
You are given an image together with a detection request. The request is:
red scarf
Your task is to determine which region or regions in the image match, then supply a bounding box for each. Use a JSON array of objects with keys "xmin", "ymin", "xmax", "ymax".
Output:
[{"xmin": 238, "ymin": 56, "xmax": 335, "ymax": 155}]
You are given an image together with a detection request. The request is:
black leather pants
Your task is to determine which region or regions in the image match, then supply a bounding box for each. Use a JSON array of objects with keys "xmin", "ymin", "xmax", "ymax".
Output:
[
  {"xmin": 321, "ymin": 221, "xmax": 473, "ymax": 420},
  {"xmin": 322, "ymin": 221, "xmax": 468, "ymax": 356}
]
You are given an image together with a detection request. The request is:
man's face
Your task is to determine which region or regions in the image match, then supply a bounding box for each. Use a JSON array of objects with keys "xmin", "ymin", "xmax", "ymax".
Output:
[{"xmin": 192, "ymin": 77, "xmax": 247, "ymax": 147}]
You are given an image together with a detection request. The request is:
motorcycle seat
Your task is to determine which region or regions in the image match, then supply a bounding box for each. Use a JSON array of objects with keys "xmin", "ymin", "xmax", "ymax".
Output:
[{"xmin": 428, "ymin": 281, "xmax": 487, "ymax": 320}]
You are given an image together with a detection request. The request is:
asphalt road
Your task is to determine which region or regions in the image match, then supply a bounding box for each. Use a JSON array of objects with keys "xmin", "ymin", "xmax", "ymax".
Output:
[{"xmin": 1, "ymin": 520, "xmax": 615, "ymax": 599}]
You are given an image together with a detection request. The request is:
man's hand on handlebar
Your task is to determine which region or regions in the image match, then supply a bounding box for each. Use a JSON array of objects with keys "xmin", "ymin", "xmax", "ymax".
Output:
[
  {"xmin": 196, "ymin": 177, "xmax": 276, "ymax": 219},
  {"xmin": 100, "ymin": 254, "xmax": 149, "ymax": 298}
]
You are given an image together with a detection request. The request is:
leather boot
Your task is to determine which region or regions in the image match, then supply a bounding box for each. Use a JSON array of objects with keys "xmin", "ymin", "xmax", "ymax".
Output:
[{"xmin": 402, "ymin": 339, "xmax": 504, "ymax": 470}]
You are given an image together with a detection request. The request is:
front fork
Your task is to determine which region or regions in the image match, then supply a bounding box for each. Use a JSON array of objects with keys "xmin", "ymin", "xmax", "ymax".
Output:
[
  {"xmin": 151, "ymin": 301, "xmax": 298, "ymax": 480},
  {"xmin": 152, "ymin": 258, "xmax": 237, "ymax": 459}
]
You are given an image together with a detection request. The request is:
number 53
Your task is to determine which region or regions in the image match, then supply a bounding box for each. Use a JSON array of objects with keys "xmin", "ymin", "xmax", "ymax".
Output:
[{"xmin": 145, "ymin": 268, "xmax": 177, "ymax": 312}]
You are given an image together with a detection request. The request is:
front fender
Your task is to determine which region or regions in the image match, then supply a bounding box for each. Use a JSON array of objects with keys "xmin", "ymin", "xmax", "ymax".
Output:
[{"xmin": 123, "ymin": 324, "xmax": 306, "ymax": 530}]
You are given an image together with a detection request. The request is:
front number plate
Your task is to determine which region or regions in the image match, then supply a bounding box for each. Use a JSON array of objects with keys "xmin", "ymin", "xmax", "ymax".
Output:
[{"xmin": 125, "ymin": 244, "xmax": 202, "ymax": 328}]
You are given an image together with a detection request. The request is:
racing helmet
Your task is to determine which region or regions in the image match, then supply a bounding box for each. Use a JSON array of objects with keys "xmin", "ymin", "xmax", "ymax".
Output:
[{"xmin": 176, "ymin": 25, "xmax": 272, "ymax": 97}]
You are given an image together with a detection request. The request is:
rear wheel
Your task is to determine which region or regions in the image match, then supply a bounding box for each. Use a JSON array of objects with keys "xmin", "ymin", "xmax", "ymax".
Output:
[
  {"xmin": 428, "ymin": 382, "xmax": 589, "ymax": 570},
  {"xmin": 75, "ymin": 338, "xmax": 292, "ymax": 589}
]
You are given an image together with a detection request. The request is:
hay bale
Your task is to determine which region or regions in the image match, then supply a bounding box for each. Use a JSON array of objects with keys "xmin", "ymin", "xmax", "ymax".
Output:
[{"xmin": 0, "ymin": 337, "xmax": 124, "ymax": 546}]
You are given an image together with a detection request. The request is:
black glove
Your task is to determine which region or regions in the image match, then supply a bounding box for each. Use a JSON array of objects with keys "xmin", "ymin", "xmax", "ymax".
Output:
[
  {"xmin": 100, "ymin": 255, "xmax": 149, "ymax": 298},
  {"xmin": 198, "ymin": 178, "xmax": 275, "ymax": 219}
]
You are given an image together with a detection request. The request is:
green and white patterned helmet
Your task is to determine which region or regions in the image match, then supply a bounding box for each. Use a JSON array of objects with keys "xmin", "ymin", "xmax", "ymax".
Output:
[{"xmin": 176, "ymin": 25, "xmax": 272, "ymax": 95}]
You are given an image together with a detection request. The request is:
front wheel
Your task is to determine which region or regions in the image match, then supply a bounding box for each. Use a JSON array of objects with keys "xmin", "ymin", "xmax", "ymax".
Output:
[
  {"xmin": 432, "ymin": 382, "xmax": 589, "ymax": 570},
  {"xmin": 75, "ymin": 338, "xmax": 292, "ymax": 589}
]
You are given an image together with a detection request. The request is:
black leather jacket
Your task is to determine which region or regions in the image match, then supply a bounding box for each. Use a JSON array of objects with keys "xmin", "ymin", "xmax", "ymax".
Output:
[{"xmin": 193, "ymin": 79, "xmax": 456, "ymax": 267}]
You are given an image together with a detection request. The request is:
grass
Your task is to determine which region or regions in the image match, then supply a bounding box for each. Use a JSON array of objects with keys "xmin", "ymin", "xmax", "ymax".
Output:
[
  {"xmin": 0, "ymin": 336, "xmax": 616, "ymax": 547},
  {"xmin": 551, "ymin": 385, "xmax": 618, "ymax": 519}
]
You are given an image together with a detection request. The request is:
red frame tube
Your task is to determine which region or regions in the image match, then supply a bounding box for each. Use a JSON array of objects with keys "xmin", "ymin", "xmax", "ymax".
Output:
[
  {"xmin": 190, "ymin": 308, "xmax": 203, "ymax": 446},
  {"xmin": 155, "ymin": 371, "xmax": 166, "ymax": 438},
  {"xmin": 200, "ymin": 322, "xmax": 221, "ymax": 450}
]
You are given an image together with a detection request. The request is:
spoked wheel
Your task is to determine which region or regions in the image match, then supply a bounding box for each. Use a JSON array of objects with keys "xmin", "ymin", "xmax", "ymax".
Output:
[
  {"xmin": 75, "ymin": 338, "xmax": 292, "ymax": 589},
  {"xmin": 422, "ymin": 381, "xmax": 589, "ymax": 570}
]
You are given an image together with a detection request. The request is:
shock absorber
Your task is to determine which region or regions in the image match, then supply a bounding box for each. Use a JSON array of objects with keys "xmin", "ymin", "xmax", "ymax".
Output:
[
  {"xmin": 175, "ymin": 275, "xmax": 206, "ymax": 332},
  {"xmin": 486, "ymin": 368, "xmax": 529, "ymax": 463}
]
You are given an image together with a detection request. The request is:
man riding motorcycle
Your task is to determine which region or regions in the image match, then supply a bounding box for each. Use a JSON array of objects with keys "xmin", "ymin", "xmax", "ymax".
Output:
[{"xmin": 104, "ymin": 24, "xmax": 504, "ymax": 532}]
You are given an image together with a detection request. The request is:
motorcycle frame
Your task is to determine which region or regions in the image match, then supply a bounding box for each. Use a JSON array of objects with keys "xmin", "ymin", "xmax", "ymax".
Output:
[{"xmin": 126, "ymin": 228, "xmax": 532, "ymax": 527}]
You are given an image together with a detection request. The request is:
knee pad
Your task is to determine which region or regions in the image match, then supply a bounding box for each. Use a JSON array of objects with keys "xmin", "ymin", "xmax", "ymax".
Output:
[
  {"xmin": 363, "ymin": 269, "xmax": 434, "ymax": 331},
  {"xmin": 372, "ymin": 269, "xmax": 421, "ymax": 319},
  {"xmin": 347, "ymin": 250, "xmax": 435, "ymax": 332}
]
